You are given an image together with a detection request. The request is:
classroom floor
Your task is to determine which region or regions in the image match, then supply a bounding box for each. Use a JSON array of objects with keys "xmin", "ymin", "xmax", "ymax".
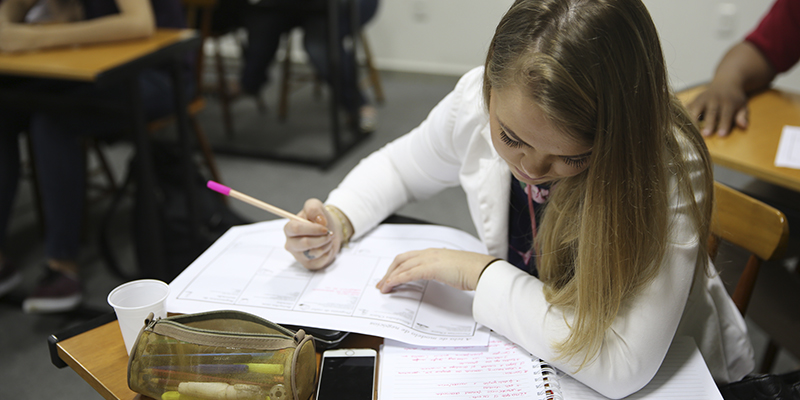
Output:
[{"xmin": 1, "ymin": 66, "xmax": 798, "ymax": 399}]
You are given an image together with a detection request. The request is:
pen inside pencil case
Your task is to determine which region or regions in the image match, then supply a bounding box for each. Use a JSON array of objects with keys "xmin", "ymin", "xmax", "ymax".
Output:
[{"xmin": 153, "ymin": 363, "xmax": 285, "ymax": 375}]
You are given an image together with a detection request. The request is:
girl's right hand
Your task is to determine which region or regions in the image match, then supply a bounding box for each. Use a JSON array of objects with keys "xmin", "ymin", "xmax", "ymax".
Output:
[{"xmin": 284, "ymin": 199, "xmax": 342, "ymax": 270}]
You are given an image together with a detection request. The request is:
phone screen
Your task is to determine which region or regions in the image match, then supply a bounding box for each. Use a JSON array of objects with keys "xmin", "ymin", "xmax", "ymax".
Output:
[{"xmin": 317, "ymin": 355, "xmax": 376, "ymax": 400}]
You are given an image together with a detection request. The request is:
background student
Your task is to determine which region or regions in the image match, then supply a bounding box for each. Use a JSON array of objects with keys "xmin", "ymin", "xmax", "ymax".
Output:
[
  {"xmin": 283, "ymin": 0, "xmax": 753, "ymax": 397},
  {"xmin": 687, "ymin": 0, "xmax": 800, "ymax": 137},
  {"xmin": 0, "ymin": 0, "xmax": 189, "ymax": 313},
  {"xmin": 240, "ymin": 0, "xmax": 380, "ymax": 133}
]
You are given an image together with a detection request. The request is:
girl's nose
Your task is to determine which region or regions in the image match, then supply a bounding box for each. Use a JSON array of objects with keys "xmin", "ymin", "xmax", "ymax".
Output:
[{"xmin": 521, "ymin": 153, "xmax": 551, "ymax": 178}]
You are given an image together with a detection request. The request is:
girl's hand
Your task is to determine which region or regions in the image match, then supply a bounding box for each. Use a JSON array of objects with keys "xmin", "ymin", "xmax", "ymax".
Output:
[
  {"xmin": 376, "ymin": 248, "xmax": 497, "ymax": 293},
  {"xmin": 283, "ymin": 199, "xmax": 340, "ymax": 270}
]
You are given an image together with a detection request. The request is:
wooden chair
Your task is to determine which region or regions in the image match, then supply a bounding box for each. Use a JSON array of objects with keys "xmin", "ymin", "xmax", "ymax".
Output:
[
  {"xmin": 708, "ymin": 182, "xmax": 791, "ymax": 372},
  {"xmin": 182, "ymin": 0, "xmax": 241, "ymax": 140},
  {"xmin": 277, "ymin": 30, "xmax": 384, "ymax": 122}
]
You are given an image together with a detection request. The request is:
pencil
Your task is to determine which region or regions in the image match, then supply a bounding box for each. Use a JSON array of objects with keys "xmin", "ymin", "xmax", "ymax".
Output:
[{"xmin": 206, "ymin": 181, "xmax": 308, "ymax": 224}]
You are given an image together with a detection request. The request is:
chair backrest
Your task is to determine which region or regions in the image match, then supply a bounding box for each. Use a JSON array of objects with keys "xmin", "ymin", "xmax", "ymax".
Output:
[{"xmin": 708, "ymin": 182, "xmax": 789, "ymax": 315}]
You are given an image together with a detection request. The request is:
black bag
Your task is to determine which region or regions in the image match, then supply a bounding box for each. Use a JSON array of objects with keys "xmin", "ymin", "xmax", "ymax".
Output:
[
  {"xmin": 719, "ymin": 371, "xmax": 800, "ymax": 400},
  {"xmin": 100, "ymin": 141, "xmax": 250, "ymax": 282}
]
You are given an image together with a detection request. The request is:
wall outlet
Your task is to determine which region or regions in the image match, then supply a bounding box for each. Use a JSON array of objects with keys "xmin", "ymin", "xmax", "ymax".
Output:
[{"xmin": 412, "ymin": 0, "xmax": 428, "ymax": 23}]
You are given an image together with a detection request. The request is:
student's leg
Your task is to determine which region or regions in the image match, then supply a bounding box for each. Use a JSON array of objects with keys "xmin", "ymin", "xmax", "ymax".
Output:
[
  {"xmin": 20, "ymin": 111, "xmax": 84, "ymax": 313},
  {"xmin": 240, "ymin": 8, "xmax": 298, "ymax": 96},
  {"xmin": 303, "ymin": 0, "xmax": 380, "ymax": 130},
  {"xmin": 0, "ymin": 112, "xmax": 28, "ymax": 297},
  {"xmin": 20, "ymin": 69, "xmax": 178, "ymax": 313}
]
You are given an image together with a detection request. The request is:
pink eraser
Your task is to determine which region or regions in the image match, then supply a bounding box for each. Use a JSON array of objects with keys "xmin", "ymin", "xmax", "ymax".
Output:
[{"xmin": 207, "ymin": 180, "xmax": 231, "ymax": 196}]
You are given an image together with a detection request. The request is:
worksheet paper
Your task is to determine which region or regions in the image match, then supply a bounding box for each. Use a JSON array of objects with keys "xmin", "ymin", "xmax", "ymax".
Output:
[
  {"xmin": 378, "ymin": 335, "xmax": 723, "ymax": 400},
  {"xmin": 775, "ymin": 125, "xmax": 800, "ymax": 169},
  {"xmin": 167, "ymin": 220, "xmax": 492, "ymax": 347}
]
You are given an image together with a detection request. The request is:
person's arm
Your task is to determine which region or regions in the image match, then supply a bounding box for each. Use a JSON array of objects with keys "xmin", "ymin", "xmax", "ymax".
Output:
[
  {"xmin": 284, "ymin": 67, "xmax": 486, "ymax": 270},
  {"xmin": 326, "ymin": 68, "xmax": 488, "ymax": 241},
  {"xmin": 687, "ymin": 41, "xmax": 776, "ymax": 137},
  {"xmin": 0, "ymin": 0, "xmax": 155, "ymax": 53},
  {"xmin": 471, "ymin": 175, "xmax": 703, "ymax": 399},
  {"xmin": 0, "ymin": 0, "xmax": 39, "ymax": 23}
]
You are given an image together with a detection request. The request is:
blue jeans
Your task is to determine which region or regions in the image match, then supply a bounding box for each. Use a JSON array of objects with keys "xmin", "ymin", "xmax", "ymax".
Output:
[
  {"xmin": 0, "ymin": 69, "xmax": 188, "ymax": 262},
  {"xmin": 241, "ymin": 0, "xmax": 379, "ymax": 115}
]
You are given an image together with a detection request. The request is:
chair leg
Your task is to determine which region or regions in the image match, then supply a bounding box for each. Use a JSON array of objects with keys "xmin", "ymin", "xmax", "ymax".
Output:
[
  {"xmin": 278, "ymin": 35, "xmax": 293, "ymax": 122},
  {"xmin": 213, "ymin": 37, "xmax": 236, "ymax": 139},
  {"xmin": 90, "ymin": 140, "xmax": 117, "ymax": 194},
  {"xmin": 360, "ymin": 32, "xmax": 384, "ymax": 104},
  {"xmin": 759, "ymin": 340, "xmax": 780, "ymax": 373},
  {"xmin": 191, "ymin": 116, "xmax": 223, "ymax": 185},
  {"xmin": 732, "ymin": 255, "xmax": 761, "ymax": 315}
]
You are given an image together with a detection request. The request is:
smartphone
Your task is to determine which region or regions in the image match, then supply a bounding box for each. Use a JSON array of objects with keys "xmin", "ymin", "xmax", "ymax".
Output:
[{"xmin": 316, "ymin": 348, "xmax": 377, "ymax": 400}]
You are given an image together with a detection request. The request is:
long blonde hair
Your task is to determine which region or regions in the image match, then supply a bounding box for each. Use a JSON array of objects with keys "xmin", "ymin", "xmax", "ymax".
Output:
[{"xmin": 483, "ymin": 0, "xmax": 713, "ymax": 368}]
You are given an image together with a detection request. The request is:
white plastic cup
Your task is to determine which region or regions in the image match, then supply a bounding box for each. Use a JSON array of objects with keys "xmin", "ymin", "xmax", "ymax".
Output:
[{"xmin": 107, "ymin": 279, "xmax": 170, "ymax": 355}]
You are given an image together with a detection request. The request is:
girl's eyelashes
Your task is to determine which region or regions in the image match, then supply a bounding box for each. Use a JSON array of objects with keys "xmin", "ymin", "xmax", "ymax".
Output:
[
  {"xmin": 499, "ymin": 130, "xmax": 522, "ymax": 148},
  {"xmin": 562, "ymin": 156, "xmax": 590, "ymax": 168},
  {"xmin": 500, "ymin": 128, "xmax": 590, "ymax": 168}
]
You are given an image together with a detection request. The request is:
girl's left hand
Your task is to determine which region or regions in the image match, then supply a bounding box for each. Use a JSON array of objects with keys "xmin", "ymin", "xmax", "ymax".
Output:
[{"xmin": 376, "ymin": 248, "xmax": 497, "ymax": 293}]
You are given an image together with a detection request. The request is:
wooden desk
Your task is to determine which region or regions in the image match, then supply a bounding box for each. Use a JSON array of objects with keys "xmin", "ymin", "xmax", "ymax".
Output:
[
  {"xmin": 0, "ymin": 30, "xmax": 197, "ymax": 83},
  {"xmin": 0, "ymin": 29, "xmax": 202, "ymax": 278},
  {"xmin": 677, "ymin": 86, "xmax": 800, "ymax": 193},
  {"xmin": 52, "ymin": 316, "xmax": 382, "ymax": 400}
]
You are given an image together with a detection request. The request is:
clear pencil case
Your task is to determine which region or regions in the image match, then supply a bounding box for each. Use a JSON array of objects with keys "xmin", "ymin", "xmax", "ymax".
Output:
[{"xmin": 127, "ymin": 310, "xmax": 316, "ymax": 400}]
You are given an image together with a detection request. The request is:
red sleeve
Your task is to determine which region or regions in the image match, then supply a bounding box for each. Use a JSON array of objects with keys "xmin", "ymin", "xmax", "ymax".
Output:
[{"xmin": 745, "ymin": 0, "xmax": 800, "ymax": 73}]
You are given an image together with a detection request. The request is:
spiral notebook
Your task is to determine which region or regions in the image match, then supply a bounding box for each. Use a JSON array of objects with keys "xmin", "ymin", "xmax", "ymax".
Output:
[{"xmin": 378, "ymin": 334, "xmax": 723, "ymax": 400}]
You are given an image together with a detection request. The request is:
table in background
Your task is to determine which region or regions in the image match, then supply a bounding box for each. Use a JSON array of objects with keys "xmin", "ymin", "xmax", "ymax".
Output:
[
  {"xmin": 677, "ymin": 86, "xmax": 800, "ymax": 193},
  {"xmin": 49, "ymin": 314, "xmax": 382, "ymax": 400},
  {"xmin": 0, "ymin": 29, "xmax": 202, "ymax": 277},
  {"xmin": 678, "ymin": 86, "xmax": 800, "ymax": 372}
]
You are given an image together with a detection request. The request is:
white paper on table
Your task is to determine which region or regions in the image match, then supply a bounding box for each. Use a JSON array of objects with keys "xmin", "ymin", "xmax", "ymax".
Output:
[
  {"xmin": 775, "ymin": 125, "xmax": 800, "ymax": 169},
  {"xmin": 167, "ymin": 220, "xmax": 492, "ymax": 347},
  {"xmin": 557, "ymin": 336, "xmax": 723, "ymax": 400}
]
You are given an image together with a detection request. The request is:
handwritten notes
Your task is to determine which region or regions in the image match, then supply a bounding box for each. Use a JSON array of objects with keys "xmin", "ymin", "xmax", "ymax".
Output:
[
  {"xmin": 379, "ymin": 335, "xmax": 723, "ymax": 400},
  {"xmin": 379, "ymin": 333, "xmax": 547, "ymax": 399}
]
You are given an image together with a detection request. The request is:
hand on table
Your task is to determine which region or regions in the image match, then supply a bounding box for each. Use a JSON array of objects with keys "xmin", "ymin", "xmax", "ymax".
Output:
[
  {"xmin": 376, "ymin": 248, "xmax": 497, "ymax": 293},
  {"xmin": 687, "ymin": 82, "xmax": 749, "ymax": 137},
  {"xmin": 283, "ymin": 199, "xmax": 341, "ymax": 270}
]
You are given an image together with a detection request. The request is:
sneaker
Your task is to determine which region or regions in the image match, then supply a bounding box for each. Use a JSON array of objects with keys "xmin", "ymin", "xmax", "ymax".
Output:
[
  {"xmin": 22, "ymin": 267, "xmax": 82, "ymax": 313},
  {"xmin": 0, "ymin": 261, "xmax": 22, "ymax": 298}
]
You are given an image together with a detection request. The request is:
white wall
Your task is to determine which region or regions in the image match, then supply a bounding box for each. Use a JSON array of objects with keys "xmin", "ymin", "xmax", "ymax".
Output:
[
  {"xmin": 366, "ymin": 0, "xmax": 514, "ymax": 75},
  {"xmin": 365, "ymin": 0, "xmax": 800, "ymax": 92}
]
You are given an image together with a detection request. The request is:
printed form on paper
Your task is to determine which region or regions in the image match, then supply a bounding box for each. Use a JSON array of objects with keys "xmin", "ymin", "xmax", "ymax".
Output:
[{"xmin": 167, "ymin": 220, "xmax": 492, "ymax": 347}]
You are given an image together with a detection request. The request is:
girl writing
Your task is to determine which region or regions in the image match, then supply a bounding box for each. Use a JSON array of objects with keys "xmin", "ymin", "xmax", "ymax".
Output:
[{"xmin": 283, "ymin": 0, "xmax": 753, "ymax": 397}]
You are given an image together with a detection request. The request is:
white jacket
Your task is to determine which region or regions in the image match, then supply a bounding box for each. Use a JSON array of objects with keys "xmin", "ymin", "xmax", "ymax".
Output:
[{"xmin": 327, "ymin": 67, "xmax": 754, "ymax": 398}]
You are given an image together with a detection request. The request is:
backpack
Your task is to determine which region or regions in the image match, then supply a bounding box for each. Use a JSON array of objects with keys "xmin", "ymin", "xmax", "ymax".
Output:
[{"xmin": 100, "ymin": 141, "xmax": 250, "ymax": 282}]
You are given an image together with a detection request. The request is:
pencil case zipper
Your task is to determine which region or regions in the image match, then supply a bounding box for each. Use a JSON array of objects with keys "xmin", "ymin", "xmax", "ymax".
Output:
[{"xmin": 144, "ymin": 315, "xmax": 305, "ymax": 350}]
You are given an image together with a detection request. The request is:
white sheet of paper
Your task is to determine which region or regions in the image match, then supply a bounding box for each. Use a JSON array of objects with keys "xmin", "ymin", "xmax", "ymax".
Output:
[
  {"xmin": 379, "ymin": 332, "xmax": 547, "ymax": 399},
  {"xmin": 775, "ymin": 125, "xmax": 800, "ymax": 169},
  {"xmin": 167, "ymin": 220, "xmax": 492, "ymax": 346},
  {"xmin": 557, "ymin": 336, "xmax": 723, "ymax": 400}
]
